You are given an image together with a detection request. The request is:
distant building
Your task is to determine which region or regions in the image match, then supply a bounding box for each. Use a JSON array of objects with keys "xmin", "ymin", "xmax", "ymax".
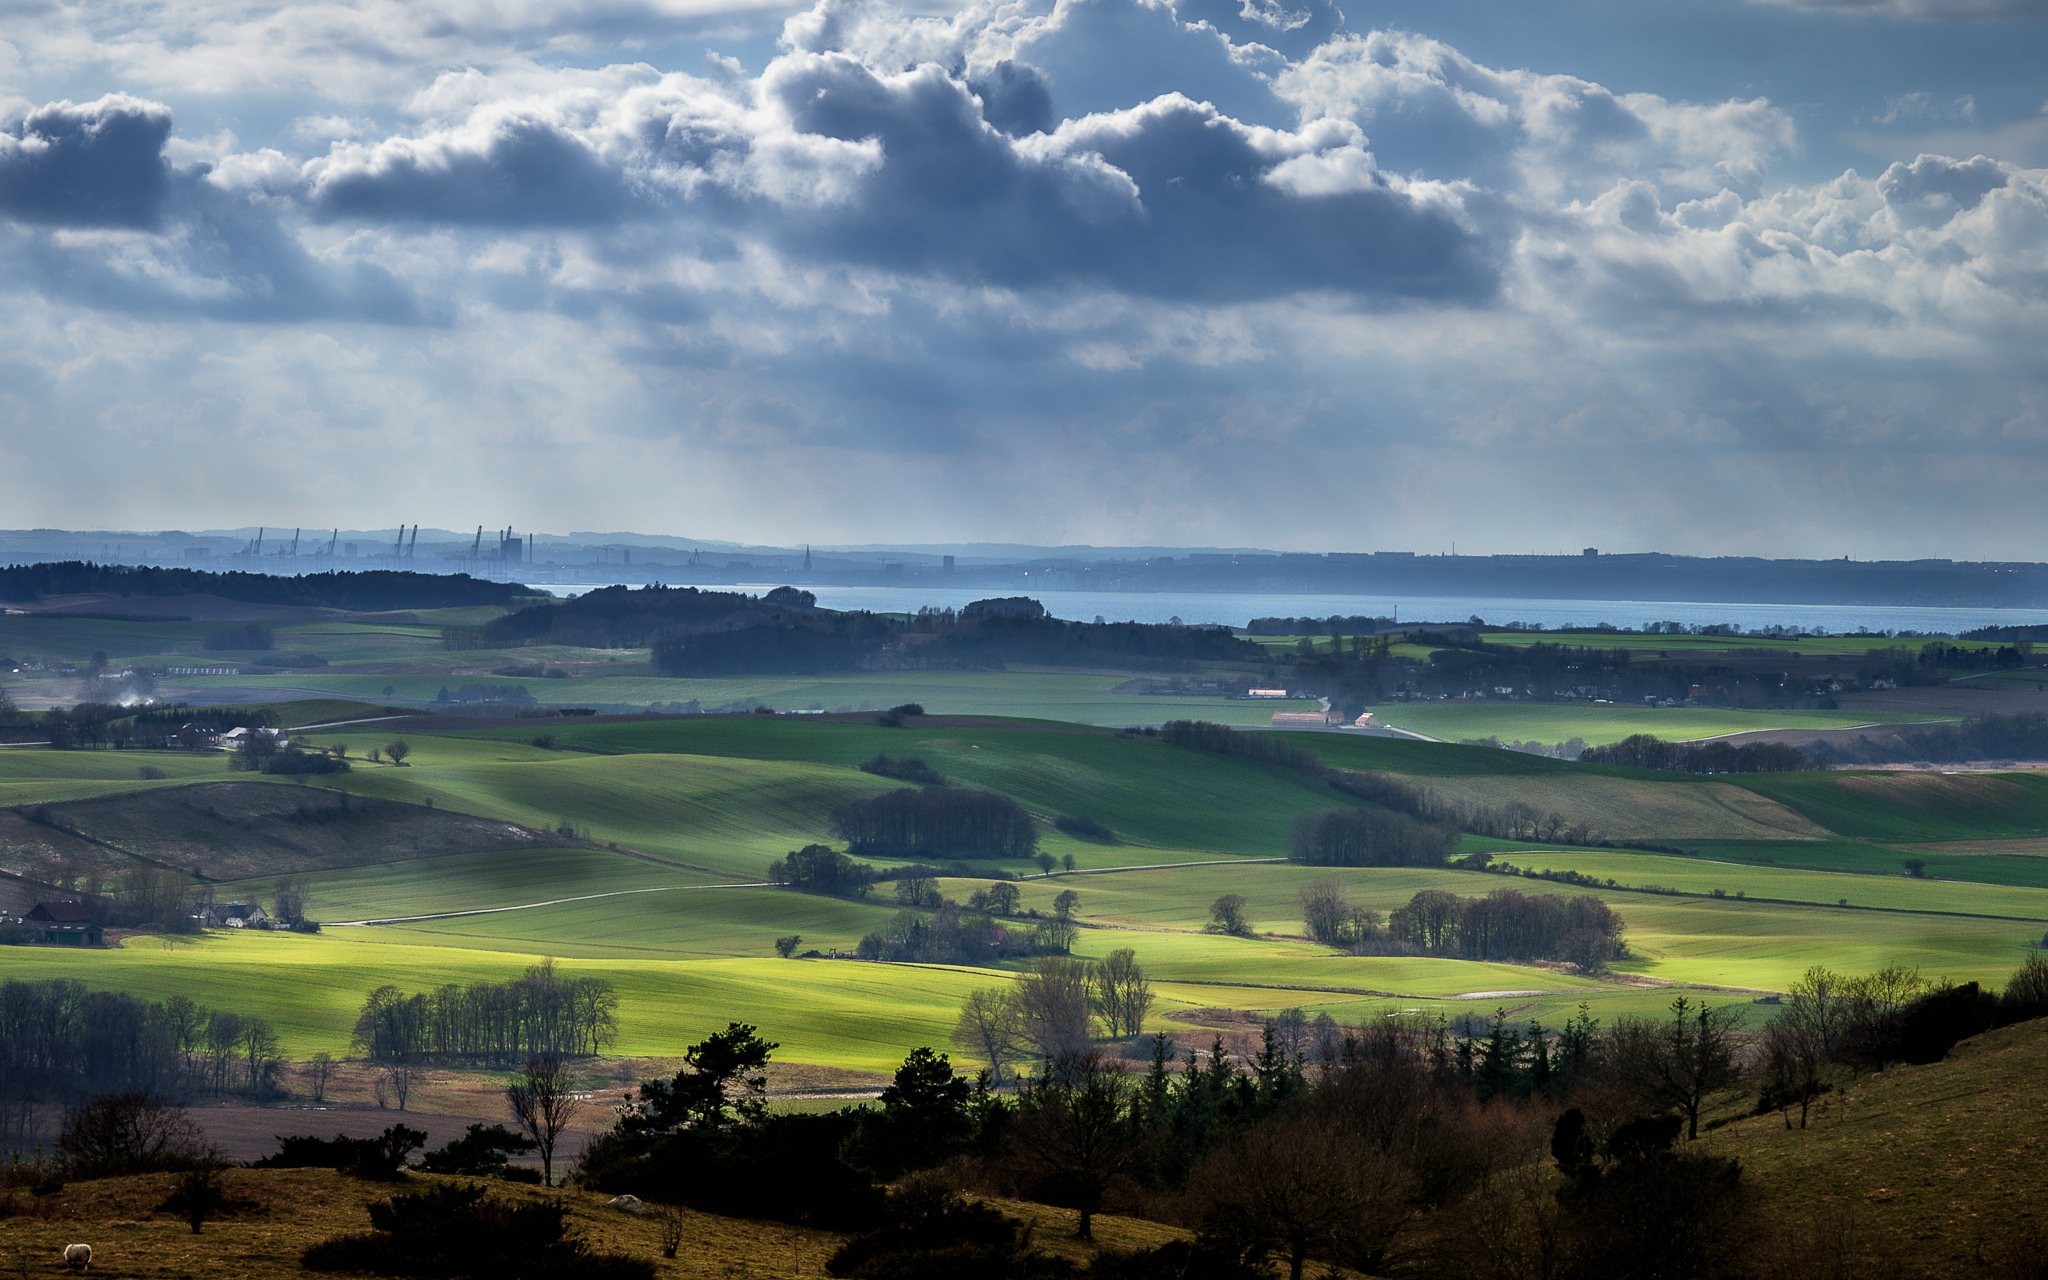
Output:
[
  {"xmin": 26, "ymin": 902, "xmax": 103, "ymax": 946},
  {"xmin": 196, "ymin": 902, "xmax": 269, "ymax": 929},
  {"xmin": 1248, "ymin": 688, "xmax": 1289, "ymax": 698},
  {"xmin": 221, "ymin": 727, "xmax": 289, "ymax": 751},
  {"xmin": 1272, "ymin": 709, "xmax": 1336, "ymax": 727},
  {"xmin": 1354, "ymin": 711, "xmax": 1382, "ymax": 727}
]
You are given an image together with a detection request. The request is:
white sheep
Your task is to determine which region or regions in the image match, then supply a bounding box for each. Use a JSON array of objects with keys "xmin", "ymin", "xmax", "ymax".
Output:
[{"xmin": 63, "ymin": 1243, "xmax": 92, "ymax": 1270}]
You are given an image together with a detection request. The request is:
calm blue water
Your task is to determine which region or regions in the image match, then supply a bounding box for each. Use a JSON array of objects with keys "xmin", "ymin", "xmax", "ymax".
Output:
[{"xmin": 539, "ymin": 583, "xmax": 2048, "ymax": 636}]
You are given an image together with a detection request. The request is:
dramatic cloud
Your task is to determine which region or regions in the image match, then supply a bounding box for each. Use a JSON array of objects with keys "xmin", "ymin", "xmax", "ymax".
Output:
[
  {"xmin": 0, "ymin": 0, "xmax": 2044, "ymax": 554},
  {"xmin": 0, "ymin": 96, "xmax": 172, "ymax": 228}
]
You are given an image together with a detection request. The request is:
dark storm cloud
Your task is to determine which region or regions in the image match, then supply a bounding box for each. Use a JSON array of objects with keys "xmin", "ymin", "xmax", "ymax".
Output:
[
  {"xmin": 292, "ymin": 53, "xmax": 1497, "ymax": 304},
  {"xmin": 0, "ymin": 94, "xmax": 420, "ymax": 322},
  {"xmin": 0, "ymin": 95, "xmax": 172, "ymax": 228},
  {"xmin": 309, "ymin": 114, "xmax": 635, "ymax": 226}
]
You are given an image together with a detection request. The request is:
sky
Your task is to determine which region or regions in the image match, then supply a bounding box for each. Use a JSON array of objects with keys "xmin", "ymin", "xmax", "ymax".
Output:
[{"xmin": 0, "ymin": 0, "xmax": 2043, "ymax": 558}]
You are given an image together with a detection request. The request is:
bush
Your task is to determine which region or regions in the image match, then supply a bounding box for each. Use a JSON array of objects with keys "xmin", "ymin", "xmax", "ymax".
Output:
[
  {"xmin": 860, "ymin": 755, "xmax": 948, "ymax": 787},
  {"xmin": 417, "ymin": 1124, "xmax": 539, "ymax": 1178},
  {"xmin": 302, "ymin": 1181, "xmax": 655, "ymax": 1280},
  {"xmin": 254, "ymin": 1125, "xmax": 427, "ymax": 1180},
  {"xmin": 583, "ymin": 1112, "xmax": 884, "ymax": 1232},
  {"xmin": 261, "ymin": 750, "xmax": 351, "ymax": 776},
  {"xmin": 769, "ymin": 844, "xmax": 879, "ymax": 897},
  {"xmin": 1895, "ymin": 982, "xmax": 2001, "ymax": 1064},
  {"xmin": 56, "ymin": 1092, "xmax": 214, "ymax": 1178},
  {"xmin": 1052, "ymin": 815, "xmax": 1115, "ymax": 843}
]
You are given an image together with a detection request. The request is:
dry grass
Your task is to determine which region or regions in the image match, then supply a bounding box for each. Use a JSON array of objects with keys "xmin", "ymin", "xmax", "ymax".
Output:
[
  {"xmin": 1687, "ymin": 1017, "xmax": 2048, "ymax": 1278},
  {"xmin": 0, "ymin": 1167, "xmax": 1191, "ymax": 1280}
]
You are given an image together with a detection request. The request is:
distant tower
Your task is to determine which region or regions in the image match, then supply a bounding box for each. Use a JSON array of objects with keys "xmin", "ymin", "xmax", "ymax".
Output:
[
  {"xmin": 804, "ymin": 544, "xmax": 812, "ymax": 572},
  {"xmin": 943, "ymin": 555, "xmax": 955, "ymax": 575}
]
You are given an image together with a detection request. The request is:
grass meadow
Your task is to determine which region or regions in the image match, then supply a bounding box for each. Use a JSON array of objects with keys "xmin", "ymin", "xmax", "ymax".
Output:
[
  {"xmin": 3, "ymin": 709, "xmax": 2047, "ymax": 1075},
  {"xmin": 1369, "ymin": 702, "xmax": 1946, "ymax": 746}
]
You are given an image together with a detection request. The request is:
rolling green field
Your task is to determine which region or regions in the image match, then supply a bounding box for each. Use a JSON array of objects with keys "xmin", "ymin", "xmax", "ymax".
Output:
[
  {"xmin": 4, "ymin": 708, "xmax": 2048, "ymax": 1074},
  {"xmin": 1371, "ymin": 702, "xmax": 1946, "ymax": 746}
]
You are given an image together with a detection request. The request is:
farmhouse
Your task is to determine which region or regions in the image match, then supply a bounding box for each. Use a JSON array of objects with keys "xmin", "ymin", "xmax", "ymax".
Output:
[
  {"xmin": 196, "ymin": 901, "xmax": 269, "ymax": 929},
  {"xmin": 220, "ymin": 726, "xmax": 289, "ymax": 751},
  {"xmin": 25, "ymin": 901, "xmax": 103, "ymax": 946}
]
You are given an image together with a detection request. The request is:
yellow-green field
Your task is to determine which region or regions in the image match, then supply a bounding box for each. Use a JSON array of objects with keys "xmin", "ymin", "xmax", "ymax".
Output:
[
  {"xmin": 2, "ymin": 713, "xmax": 2045, "ymax": 1075},
  {"xmin": 1372, "ymin": 702, "xmax": 1947, "ymax": 747}
]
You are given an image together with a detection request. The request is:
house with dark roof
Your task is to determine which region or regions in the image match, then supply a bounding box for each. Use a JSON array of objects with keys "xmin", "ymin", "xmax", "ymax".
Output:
[
  {"xmin": 25, "ymin": 901, "xmax": 103, "ymax": 946},
  {"xmin": 196, "ymin": 901, "xmax": 269, "ymax": 929}
]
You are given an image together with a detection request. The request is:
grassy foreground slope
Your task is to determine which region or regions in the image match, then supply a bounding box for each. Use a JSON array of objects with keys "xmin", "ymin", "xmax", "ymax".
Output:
[{"xmin": 1704, "ymin": 1015, "xmax": 2048, "ymax": 1278}]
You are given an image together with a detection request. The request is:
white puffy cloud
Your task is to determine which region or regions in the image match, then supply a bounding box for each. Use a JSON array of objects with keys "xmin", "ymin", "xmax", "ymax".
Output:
[{"xmin": 0, "ymin": 0, "xmax": 2045, "ymax": 554}]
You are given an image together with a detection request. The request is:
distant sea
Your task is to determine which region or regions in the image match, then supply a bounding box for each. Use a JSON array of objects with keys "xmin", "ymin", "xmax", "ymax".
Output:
[{"xmin": 540, "ymin": 584, "xmax": 2048, "ymax": 636}]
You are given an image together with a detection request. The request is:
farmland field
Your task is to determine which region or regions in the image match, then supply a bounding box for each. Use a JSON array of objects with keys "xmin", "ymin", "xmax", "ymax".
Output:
[
  {"xmin": 2, "ymin": 704, "xmax": 2046, "ymax": 1076},
  {"xmin": 1369, "ymin": 702, "xmax": 1946, "ymax": 746}
]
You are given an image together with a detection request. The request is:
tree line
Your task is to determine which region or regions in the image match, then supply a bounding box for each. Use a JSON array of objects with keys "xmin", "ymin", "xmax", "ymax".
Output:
[
  {"xmin": 1815, "ymin": 712, "xmax": 2048, "ymax": 765},
  {"xmin": 831, "ymin": 788, "xmax": 1039, "ymax": 860},
  {"xmin": 1576, "ymin": 733, "xmax": 1823, "ymax": 773},
  {"xmin": 0, "ymin": 562, "xmax": 527, "ymax": 611},
  {"xmin": 350, "ymin": 961, "xmax": 618, "ymax": 1066},
  {"xmin": 0, "ymin": 979, "xmax": 286, "ymax": 1149}
]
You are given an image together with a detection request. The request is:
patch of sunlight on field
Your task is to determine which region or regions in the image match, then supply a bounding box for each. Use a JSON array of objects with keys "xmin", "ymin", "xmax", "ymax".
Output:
[
  {"xmin": 210, "ymin": 847, "xmax": 735, "ymax": 922},
  {"xmin": 1485, "ymin": 848, "xmax": 2048, "ymax": 917},
  {"xmin": 180, "ymin": 668, "xmax": 1296, "ymax": 726},
  {"xmin": 1609, "ymin": 897, "xmax": 2035, "ymax": 990},
  {"xmin": 1374, "ymin": 703, "xmax": 1946, "ymax": 747},
  {"xmin": 0, "ymin": 932, "xmax": 1006, "ymax": 1070}
]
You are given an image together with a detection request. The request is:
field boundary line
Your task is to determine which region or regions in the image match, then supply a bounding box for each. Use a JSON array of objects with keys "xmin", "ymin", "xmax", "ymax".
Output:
[
  {"xmin": 288, "ymin": 714, "xmax": 422, "ymax": 731},
  {"xmin": 331, "ymin": 881, "xmax": 775, "ymax": 926}
]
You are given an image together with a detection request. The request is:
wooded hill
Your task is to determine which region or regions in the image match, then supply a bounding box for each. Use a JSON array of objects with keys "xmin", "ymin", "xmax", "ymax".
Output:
[
  {"xmin": 468, "ymin": 584, "xmax": 1266, "ymax": 675},
  {"xmin": 0, "ymin": 563, "xmax": 531, "ymax": 612}
]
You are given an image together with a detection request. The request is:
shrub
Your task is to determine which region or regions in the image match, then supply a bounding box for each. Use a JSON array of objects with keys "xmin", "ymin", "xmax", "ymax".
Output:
[
  {"xmin": 417, "ymin": 1123, "xmax": 539, "ymax": 1178},
  {"xmin": 860, "ymin": 755, "xmax": 948, "ymax": 787},
  {"xmin": 1052, "ymin": 815, "xmax": 1115, "ymax": 843},
  {"xmin": 56, "ymin": 1092, "xmax": 214, "ymax": 1178},
  {"xmin": 254, "ymin": 1125, "xmax": 427, "ymax": 1180},
  {"xmin": 302, "ymin": 1181, "xmax": 655, "ymax": 1280},
  {"xmin": 769, "ymin": 845, "xmax": 879, "ymax": 897},
  {"xmin": 261, "ymin": 750, "xmax": 350, "ymax": 776}
]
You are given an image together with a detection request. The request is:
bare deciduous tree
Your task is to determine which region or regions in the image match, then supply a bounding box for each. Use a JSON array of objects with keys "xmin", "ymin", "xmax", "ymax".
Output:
[
  {"xmin": 271, "ymin": 876, "xmax": 307, "ymax": 926},
  {"xmin": 951, "ymin": 987, "xmax": 1024, "ymax": 1086},
  {"xmin": 507, "ymin": 1054, "xmax": 582, "ymax": 1185},
  {"xmin": 305, "ymin": 1051, "xmax": 336, "ymax": 1103},
  {"xmin": 1090, "ymin": 948, "xmax": 1154, "ymax": 1039},
  {"xmin": 1013, "ymin": 957, "xmax": 1096, "ymax": 1061}
]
